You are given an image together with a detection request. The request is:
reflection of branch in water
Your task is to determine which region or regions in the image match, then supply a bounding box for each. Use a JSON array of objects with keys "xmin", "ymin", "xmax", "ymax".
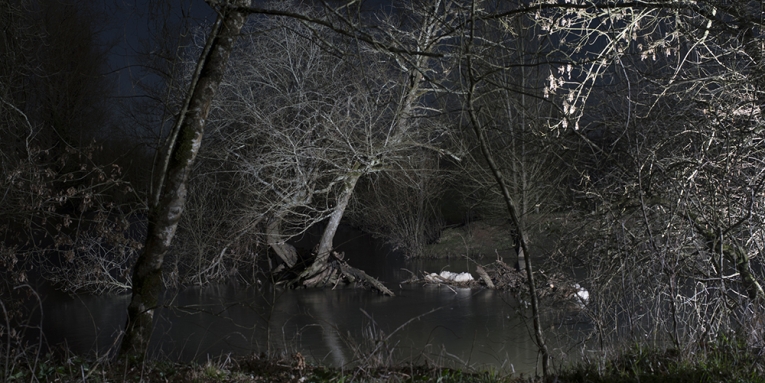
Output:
[
  {"xmin": 322, "ymin": 323, "xmax": 346, "ymax": 366},
  {"xmin": 354, "ymin": 306, "xmax": 443, "ymax": 368},
  {"xmin": 296, "ymin": 293, "xmax": 347, "ymax": 366},
  {"xmin": 362, "ymin": 306, "xmax": 442, "ymax": 341}
]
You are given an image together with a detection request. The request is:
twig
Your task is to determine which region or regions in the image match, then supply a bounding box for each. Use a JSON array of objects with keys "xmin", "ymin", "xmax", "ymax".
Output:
[
  {"xmin": 13, "ymin": 285, "xmax": 42, "ymax": 380},
  {"xmin": 0, "ymin": 299, "xmax": 9, "ymax": 382}
]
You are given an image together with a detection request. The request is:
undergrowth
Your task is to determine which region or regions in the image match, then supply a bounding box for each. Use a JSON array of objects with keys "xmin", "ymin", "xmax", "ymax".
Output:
[
  {"xmin": 557, "ymin": 336, "xmax": 765, "ymax": 383},
  {"xmin": 2, "ymin": 350, "xmax": 518, "ymax": 383},
  {"xmin": 3, "ymin": 334, "xmax": 764, "ymax": 382}
]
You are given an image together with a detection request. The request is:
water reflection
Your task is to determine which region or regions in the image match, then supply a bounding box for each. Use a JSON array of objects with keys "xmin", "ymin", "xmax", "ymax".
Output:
[
  {"xmin": 35, "ymin": 226, "xmax": 573, "ymax": 374},
  {"xmin": 148, "ymin": 281, "xmax": 539, "ymax": 373},
  {"xmin": 34, "ymin": 279, "xmax": 545, "ymax": 373},
  {"xmin": 32, "ymin": 283, "xmax": 129, "ymax": 357}
]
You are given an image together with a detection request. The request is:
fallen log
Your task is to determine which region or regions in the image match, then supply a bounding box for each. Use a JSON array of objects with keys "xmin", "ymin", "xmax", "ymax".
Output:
[
  {"xmin": 338, "ymin": 262, "xmax": 395, "ymax": 296},
  {"xmin": 404, "ymin": 260, "xmax": 590, "ymax": 309},
  {"xmin": 278, "ymin": 250, "xmax": 394, "ymax": 296},
  {"xmin": 475, "ymin": 265, "xmax": 494, "ymax": 289}
]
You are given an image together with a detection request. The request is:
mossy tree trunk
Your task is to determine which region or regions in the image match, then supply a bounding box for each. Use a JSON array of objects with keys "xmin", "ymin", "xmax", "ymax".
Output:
[{"xmin": 120, "ymin": 0, "xmax": 251, "ymax": 359}]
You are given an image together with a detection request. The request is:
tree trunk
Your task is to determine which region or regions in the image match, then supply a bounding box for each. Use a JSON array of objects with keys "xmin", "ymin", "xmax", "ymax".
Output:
[
  {"xmin": 299, "ymin": 169, "xmax": 361, "ymax": 285},
  {"xmin": 289, "ymin": 168, "xmax": 393, "ymax": 296},
  {"xmin": 466, "ymin": 105, "xmax": 550, "ymax": 376},
  {"xmin": 463, "ymin": 4, "xmax": 550, "ymax": 373},
  {"xmin": 722, "ymin": 240, "xmax": 764, "ymax": 301},
  {"xmin": 120, "ymin": 0, "xmax": 250, "ymax": 359},
  {"xmin": 286, "ymin": 1, "xmax": 441, "ymax": 289},
  {"xmin": 266, "ymin": 214, "xmax": 298, "ymax": 269},
  {"xmin": 689, "ymin": 215, "xmax": 765, "ymax": 302},
  {"xmin": 293, "ymin": 12, "xmax": 430, "ymax": 287}
]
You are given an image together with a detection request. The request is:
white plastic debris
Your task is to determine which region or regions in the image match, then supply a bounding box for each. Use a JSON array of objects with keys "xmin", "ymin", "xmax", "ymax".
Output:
[
  {"xmin": 453, "ymin": 272, "xmax": 474, "ymax": 282},
  {"xmin": 424, "ymin": 273, "xmax": 439, "ymax": 282},
  {"xmin": 574, "ymin": 283, "xmax": 589, "ymax": 305},
  {"xmin": 425, "ymin": 271, "xmax": 474, "ymax": 283}
]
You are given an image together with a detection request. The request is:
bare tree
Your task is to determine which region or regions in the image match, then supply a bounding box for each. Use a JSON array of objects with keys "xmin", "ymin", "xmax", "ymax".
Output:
[
  {"xmin": 193, "ymin": 4, "xmax": 456, "ymax": 291},
  {"xmin": 533, "ymin": 0, "xmax": 765, "ymax": 363},
  {"xmin": 120, "ymin": 0, "xmax": 251, "ymax": 358},
  {"xmin": 293, "ymin": 1, "xmax": 459, "ymax": 286},
  {"xmin": 458, "ymin": 3, "xmax": 554, "ymax": 374},
  {"xmin": 348, "ymin": 153, "xmax": 446, "ymax": 258}
]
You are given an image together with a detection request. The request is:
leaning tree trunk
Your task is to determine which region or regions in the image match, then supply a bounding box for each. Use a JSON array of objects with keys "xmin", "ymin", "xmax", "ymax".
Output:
[
  {"xmin": 290, "ymin": 168, "xmax": 393, "ymax": 296},
  {"xmin": 285, "ymin": 1, "xmax": 439, "ymax": 293},
  {"xmin": 292, "ymin": 26, "xmax": 427, "ymax": 285},
  {"xmin": 463, "ymin": 7, "xmax": 550, "ymax": 374},
  {"xmin": 465, "ymin": 103, "xmax": 550, "ymax": 377},
  {"xmin": 299, "ymin": 169, "xmax": 361, "ymax": 286},
  {"xmin": 120, "ymin": 0, "xmax": 250, "ymax": 359}
]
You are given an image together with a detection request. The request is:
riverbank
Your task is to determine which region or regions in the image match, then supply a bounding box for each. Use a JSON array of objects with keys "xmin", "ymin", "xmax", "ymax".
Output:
[
  {"xmin": 422, "ymin": 217, "xmax": 566, "ymax": 260},
  {"xmin": 4, "ymin": 352, "xmax": 514, "ymax": 383},
  {"xmin": 559, "ymin": 340, "xmax": 765, "ymax": 383},
  {"xmin": 5, "ymin": 340, "xmax": 764, "ymax": 382},
  {"xmin": 424, "ymin": 220, "xmax": 516, "ymax": 259}
]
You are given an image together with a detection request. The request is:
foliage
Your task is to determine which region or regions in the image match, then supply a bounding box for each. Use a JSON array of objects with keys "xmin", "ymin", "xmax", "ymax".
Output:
[
  {"xmin": 422, "ymin": 220, "xmax": 515, "ymax": 259},
  {"xmin": 542, "ymin": 0, "xmax": 765, "ymax": 363},
  {"xmin": 349, "ymin": 161, "xmax": 446, "ymax": 258},
  {"xmin": 2, "ymin": 0, "xmax": 765, "ymax": 378}
]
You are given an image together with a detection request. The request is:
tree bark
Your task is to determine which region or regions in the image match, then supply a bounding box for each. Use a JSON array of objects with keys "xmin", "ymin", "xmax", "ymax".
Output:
[
  {"xmin": 266, "ymin": 214, "xmax": 298, "ymax": 269},
  {"xmin": 686, "ymin": 212, "xmax": 765, "ymax": 302},
  {"xmin": 289, "ymin": 167, "xmax": 395, "ymax": 296},
  {"xmin": 299, "ymin": 169, "xmax": 361, "ymax": 285},
  {"xmin": 120, "ymin": 0, "xmax": 250, "ymax": 359},
  {"xmin": 476, "ymin": 265, "xmax": 495, "ymax": 289}
]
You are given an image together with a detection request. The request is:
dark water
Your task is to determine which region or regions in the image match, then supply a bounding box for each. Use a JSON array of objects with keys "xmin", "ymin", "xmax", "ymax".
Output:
[{"xmin": 32, "ymin": 226, "xmax": 585, "ymax": 374}]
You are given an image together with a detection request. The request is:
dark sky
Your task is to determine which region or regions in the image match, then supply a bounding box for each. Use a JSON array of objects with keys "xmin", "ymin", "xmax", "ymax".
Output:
[
  {"xmin": 102, "ymin": 0, "xmax": 216, "ymax": 99},
  {"xmin": 100, "ymin": 1, "xmax": 395, "ymax": 103}
]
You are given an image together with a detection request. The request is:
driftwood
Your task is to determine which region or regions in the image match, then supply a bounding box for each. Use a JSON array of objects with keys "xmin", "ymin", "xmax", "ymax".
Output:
[
  {"xmin": 279, "ymin": 250, "xmax": 395, "ymax": 296},
  {"xmin": 411, "ymin": 260, "xmax": 525, "ymax": 293},
  {"xmin": 408, "ymin": 260, "xmax": 586, "ymax": 308},
  {"xmin": 489, "ymin": 260, "xmax": 525, "ymax": 291},
  {"xmin": 412, "ymin": 261, "xmax": 519, "ymax": 290},
  {"xmin": 475, "ymin": 265, "xmax": 494, "ymax": 289},
  {"xmin": 338, "ymin": 262, "xmax": 395, "ymax": 296}
]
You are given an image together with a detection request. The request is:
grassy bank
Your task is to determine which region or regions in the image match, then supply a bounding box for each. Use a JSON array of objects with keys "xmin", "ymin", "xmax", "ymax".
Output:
[
  {"xmin": 4, "ymin": 352, "xmax": 513, "ymax": 383},
  {"xmin": 557, "ymin": 339, "xmax": 765, "ymax": 383},
  {"xmin": 423, "ymin": 220, "xmax": 515, "ymax": 259},
  {"xmin": 421, "ymin": 217, "xmax": 567, "ymax": 260},
  {"xmin": 5, "ymin": 342, "xmax": 765, "ymax": 383}
]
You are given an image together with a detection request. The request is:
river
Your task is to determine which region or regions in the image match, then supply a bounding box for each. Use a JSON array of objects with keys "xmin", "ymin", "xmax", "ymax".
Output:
[{"xmin": 31, "ymin": 226, "xmax": 588, "ymax": 375}]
